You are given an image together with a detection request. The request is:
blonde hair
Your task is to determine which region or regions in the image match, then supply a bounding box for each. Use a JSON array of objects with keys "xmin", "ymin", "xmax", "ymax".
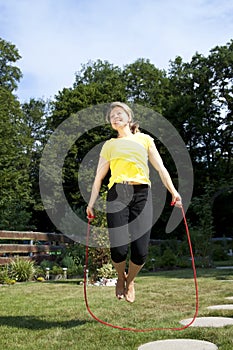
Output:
[{"xmin": 106, "ymin": 101, "xmax": 140, "ymax": 134}]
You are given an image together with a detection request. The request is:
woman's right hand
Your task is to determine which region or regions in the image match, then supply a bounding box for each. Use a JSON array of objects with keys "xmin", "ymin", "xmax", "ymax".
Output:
[{"xmin": 86, "ymin": 206, "xmax": 95, "ymax": 220}]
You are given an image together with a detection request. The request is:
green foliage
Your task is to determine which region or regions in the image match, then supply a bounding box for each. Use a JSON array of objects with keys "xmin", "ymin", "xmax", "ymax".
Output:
[
  {"xmin": 0, "ymin": 38, "xmax": 22, "ymax": 91},
  {"xmin": 9, "ymin": 257, "xmax": 35, "ymax": 282},
  {"xmin": 0, "ymin": 265, "xmax": 10, "ymax": 284},
  {"xmin": 167, "ymin": 42, "xmax": 233, "ymax": 190},
  {"xmin": 212, "ymin": 245, "xmax": 228, "ymax": 261},
  {"xmin": 190, "ymin": 184, "xmax": 216, "ymax": 266},
  {"xmin": 60, "ymin": 254, "xmax": 84, "ymax": 277},
  {"xmin": 50, "ymin": 265, "xmax": 63, "ymax": 275},
  {"xmin": 87, "ymin": 192, "xmax": 112, "ymax": 279},
  {"xmin": 60, "ymin": 242, "xmax": 85, "ymax": 266},
  {"xmin": 160, "ymin": 248, "xmax": 177, "ymax": 268},
  {"xmin": 0, "ymin": 88, "xmax": 32, "ymax": 229},
  {"xmin": 21, "ymin": 98, "xmax": 51, "ymax": 219},
  {"xmin": 61, "ymin": 255, "xmax": 77, "ymax": 270},
  {"xmin": 145, "ymin": 240, "xmax": 192, "ymax": 270},
  {"xmin": 96, "ymin": 263, "xmax": 116, "ymax": 279},
  {"xmin": 39, "ymin": 259, "xmax": 54, "ymax": 270},
  {"xmin": 0, "ymin": 38, "xmax": 32, "ymax": 230},
  {"xmin": 123, "ymin": 58, "xmax": 170, "ymax": 113}
]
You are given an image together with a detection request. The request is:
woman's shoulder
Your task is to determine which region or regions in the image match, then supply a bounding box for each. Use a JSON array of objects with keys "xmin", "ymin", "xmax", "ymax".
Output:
[
  {"xmin": 101, "ymin": 138, "xmax": 117, "ymax": 148},
  {"xmin": 135, "ymin": 132, "xmax": 154, "ymax": 141},
  {"xmin": 134, "ymin": 132, "xmax": 154, "ymax": 148},
  {"xmin": 104, "ymin": 137, "xmax": 118, "ymax": 144}
]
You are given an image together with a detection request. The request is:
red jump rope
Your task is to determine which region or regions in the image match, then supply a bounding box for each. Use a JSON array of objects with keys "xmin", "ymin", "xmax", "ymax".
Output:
[{"xmin": 84, "ymin": 203, "xmax": 199, "ymax": 332}]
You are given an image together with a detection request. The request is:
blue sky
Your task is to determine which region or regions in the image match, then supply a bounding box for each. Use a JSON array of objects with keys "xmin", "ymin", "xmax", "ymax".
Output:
[{"xmin": 1, "ymin": 0, "xmax": 233, "ymax": 102}]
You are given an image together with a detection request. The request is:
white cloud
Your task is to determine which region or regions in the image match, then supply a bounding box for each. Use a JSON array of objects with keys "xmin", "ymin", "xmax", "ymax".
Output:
[{"xmin": 0, "ymin": 0, "xmax": 232, "ymax": 102}]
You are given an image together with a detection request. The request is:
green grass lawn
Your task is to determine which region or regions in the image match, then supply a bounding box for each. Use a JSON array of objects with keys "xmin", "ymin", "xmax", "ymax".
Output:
[{"xmin": 0, "ymin": 268, "xmax": 233, "ymax": 350}]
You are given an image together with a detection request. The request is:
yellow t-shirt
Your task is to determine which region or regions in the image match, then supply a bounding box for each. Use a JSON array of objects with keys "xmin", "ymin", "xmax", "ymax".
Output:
[{"xmin": 100, "ymin": 132, "xmax": 154, "ymax": 189}]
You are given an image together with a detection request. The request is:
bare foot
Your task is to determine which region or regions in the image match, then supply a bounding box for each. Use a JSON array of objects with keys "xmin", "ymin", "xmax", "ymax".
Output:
[
  {"xmin": 115, "ymin": 278, "xmax": 124, "ymax": 299},
  {"xmin": 125, "ymin": 281, "xmax": 135, "ymax": 303},
  {"xmin": 115, "ymin": 272, "xmax": 127, "ymax": 300}
]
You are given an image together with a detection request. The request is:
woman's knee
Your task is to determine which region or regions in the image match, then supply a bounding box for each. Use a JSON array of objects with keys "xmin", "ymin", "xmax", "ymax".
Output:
[
  {"xmin": 130, "ymin": 253, "xmax": 148, "ymax": 266},
  {"xmin": 111, "ymin": 246, "xmax": 128, "ymax": 263},
  {"xmin": 130, "ymin": 233, "xmax": 150, "ymax": 265}
]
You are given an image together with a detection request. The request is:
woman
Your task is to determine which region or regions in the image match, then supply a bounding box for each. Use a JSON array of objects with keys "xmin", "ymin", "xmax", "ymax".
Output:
[{"xmin": 86, "ymin": 102, "xmax": 182, "ymax": 303}]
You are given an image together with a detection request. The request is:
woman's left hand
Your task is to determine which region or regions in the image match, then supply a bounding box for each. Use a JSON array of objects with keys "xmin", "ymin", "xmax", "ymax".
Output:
[{"xmin": 171, "ymin": 193, "xmax": 182, "ymax": 208}]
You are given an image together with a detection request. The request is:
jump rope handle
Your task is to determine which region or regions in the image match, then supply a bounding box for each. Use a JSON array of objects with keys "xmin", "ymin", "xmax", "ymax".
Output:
[{"xmin": 171, "ymin": 200, "xmax": 183, "ymax": 208}]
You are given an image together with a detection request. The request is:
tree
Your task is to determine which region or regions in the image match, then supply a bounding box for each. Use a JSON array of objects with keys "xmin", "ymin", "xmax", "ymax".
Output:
[
  {"xmin": 123, "ymin": 58, "xmax": 170, "ymax": 114},
  {"xmin": 0, "ymin": 87, "xmax": 32, "ymax": 229},
  {"xmin": 21, "ymin": 98, "xmax": 52, "ymax": 230},
  {"xmin": 0, "ymin": 38, "xmax": 22, "ymax": 91},
  {"xmin": 208, "ymin": 40, "xmax": 233, "ymax": 178},
  {"xmin": 167, "ymin": 43, "xmax": 232, "ymax": 240},
  {"xmin": 0, "ymin": 38, "xmax": 32, "ymax": 229},
  {"xmin": 167, "ymin": 46, "xmax": 232, "ymax": 191},
  {"xmin": 190, "ymin": 185, "xmax": 216, "ymax": 267},
  {"xmin": 50, "ymin": 59, "xmax": 126, "ymax": 129},
  {"xmin": 43, "ymin": 60, "xmax": 126, "ymax": 221}
]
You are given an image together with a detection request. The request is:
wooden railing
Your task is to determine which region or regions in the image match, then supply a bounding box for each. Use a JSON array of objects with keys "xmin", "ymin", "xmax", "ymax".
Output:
[{"xmin": 0, "ymin": 230, "xmax": 75, "ymax": 265}]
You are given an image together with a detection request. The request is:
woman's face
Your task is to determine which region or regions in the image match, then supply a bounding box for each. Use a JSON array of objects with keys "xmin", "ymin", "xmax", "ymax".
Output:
[{"xmin": 109, "ymin": 106, "xmax": 130, "ymax": 130}]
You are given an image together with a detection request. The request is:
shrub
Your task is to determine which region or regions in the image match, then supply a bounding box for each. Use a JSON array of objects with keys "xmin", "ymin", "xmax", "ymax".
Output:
[
  {"xmin": 61, "ymin": 255, "xmax": 76, "ymax": 269},
  {"xmin": 160, "ymin": 248, "xmax": 177, "ymax": 268},
  {"xmin": 61, "ymin": 243, "xmax": 85, "ymax": 266},
  {"xmin": 97, "ymin": 263, "xmax": 116, "ymax": 279},
  {"xmin": 51, "ymin": 265, "xmax": 63, "ymax": 275},
  {"xmin": 212, "ymin": 245, "xmax": 228, "ymax": 261},
  {"xmin": 0, "ymin": 266, "xmax": 10, "ymax": 284},
  {"xmin": 144, "ymin": 244, "xmax": 161, "ymax": 271},
  {"xmin": 5, "ymin": 278, "xmax": 16, "ymax": 285},
  {"xmin": 34, "ymin": 265, "xmax": 45, "ymax": 278},
  {"xmin": 40, "ymin": 259, "xmax": 54, "ymax": 270},
  {"xmin": 9, "ymin": 257, "xmax": 35, "ymax": 282}
]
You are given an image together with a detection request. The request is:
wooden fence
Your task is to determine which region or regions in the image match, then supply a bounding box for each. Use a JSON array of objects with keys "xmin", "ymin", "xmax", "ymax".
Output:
[{"xmin": 0, "ymin": 230, "xmax": 75, "ymax": 265}]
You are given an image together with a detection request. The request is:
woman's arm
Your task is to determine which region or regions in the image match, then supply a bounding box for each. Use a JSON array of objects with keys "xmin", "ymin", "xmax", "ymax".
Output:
[
  {"xmin": 148, "ymin": 143, "xmax": 182, "ymax": 208},
  {"xmin": 86, "ymin": 156, "xmax": 110, "ymax": 218}
]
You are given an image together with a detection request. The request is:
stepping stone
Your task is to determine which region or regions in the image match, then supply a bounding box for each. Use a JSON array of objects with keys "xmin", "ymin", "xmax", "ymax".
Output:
[
  {"xmin": 138, "ymin": 339, "xmax": 218, "ymax": 350},
  {"xmin": 207, "ymin": 304, "xmax": 233, "ymax": 310},
  {"xmin": 180, "ymin": 317, "xmax": 233, "ymax": 327},
  {"xmin": 219, "ymin": 279, "xmax": 233, "ymax": 281},
  {"xmin": 219, "ymin": 280, "xmax": 233, "ymax": 282},
  {"xmin": 216, "ymin": 266, "xmax": 233, "ymax": 269}
]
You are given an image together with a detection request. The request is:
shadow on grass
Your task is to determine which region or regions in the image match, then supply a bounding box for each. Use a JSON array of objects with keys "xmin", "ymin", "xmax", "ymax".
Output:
[
  {"xmin": 140, "ymin": 268, "xmax": 233, "ymax": 280},
  {"xmin": 0, "ymin": 316, "xmax": 93, "ymax": 330},
  {"xmin": 46, "ymin": 279, "xmax": 82, "ymax": 285}
]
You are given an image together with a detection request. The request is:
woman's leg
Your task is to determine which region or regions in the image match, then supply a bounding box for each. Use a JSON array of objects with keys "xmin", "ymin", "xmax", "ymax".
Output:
[
  {"xmin": 126, "ymin": 185, "xmax": 153, "ymax": 302},
  {"xmin": 110, "ymin": 245, "xmax": 128, "ymax": 299},
  {"xmin": 125, "ymin": 231, "xmax": 151, "ymax": 302},
  {"xmin": 125, "ymin": 260, "xmax": 143, "ymax": 303},
  {"xmin": 107, "ymin": 184, "xmax": 130, "ymax": 299},
  {"xmin": 111, "ymin": 260, "xmax": 127, "ymax": 299}
]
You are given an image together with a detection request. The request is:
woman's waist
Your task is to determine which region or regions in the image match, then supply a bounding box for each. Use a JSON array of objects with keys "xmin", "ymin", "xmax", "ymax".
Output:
[
  {"xmin": 113, "ymin": 182, "xmax": 150, "ymax": 190},
  {"xmin": 119, "ymin": 181, "xmax": 144, "ymax": 185}
]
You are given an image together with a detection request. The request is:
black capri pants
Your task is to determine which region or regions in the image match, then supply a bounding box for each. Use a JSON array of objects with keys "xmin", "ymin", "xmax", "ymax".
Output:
[{"xmin": 106, "ymin": 183, "xmax": 153, "ymax": 266}]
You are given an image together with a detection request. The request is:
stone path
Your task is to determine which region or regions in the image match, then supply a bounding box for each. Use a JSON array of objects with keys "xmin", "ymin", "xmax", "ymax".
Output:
[
  {"xmin": 139, "ymin": 295, "xmax": 233, "ymax": 349},
  {"xmin": 138, "ymin": 339, "xmax": 218, "ymax": 350},
  {"xmin": 207, "ymin": 304, "xmax": 233, "ymax": 310},
  {"xmin": 180, "ymin": 316, "xmax": 233, "ymax": 327},
  {"xmin": 216, "ymin": 266, "xmax": 233, "ymax": 269}
]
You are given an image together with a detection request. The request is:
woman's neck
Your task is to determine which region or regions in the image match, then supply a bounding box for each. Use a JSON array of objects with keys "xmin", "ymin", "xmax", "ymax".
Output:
[{"xmin": 117, "ymin": 126, "xmax": 133, "ymax": 138}]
